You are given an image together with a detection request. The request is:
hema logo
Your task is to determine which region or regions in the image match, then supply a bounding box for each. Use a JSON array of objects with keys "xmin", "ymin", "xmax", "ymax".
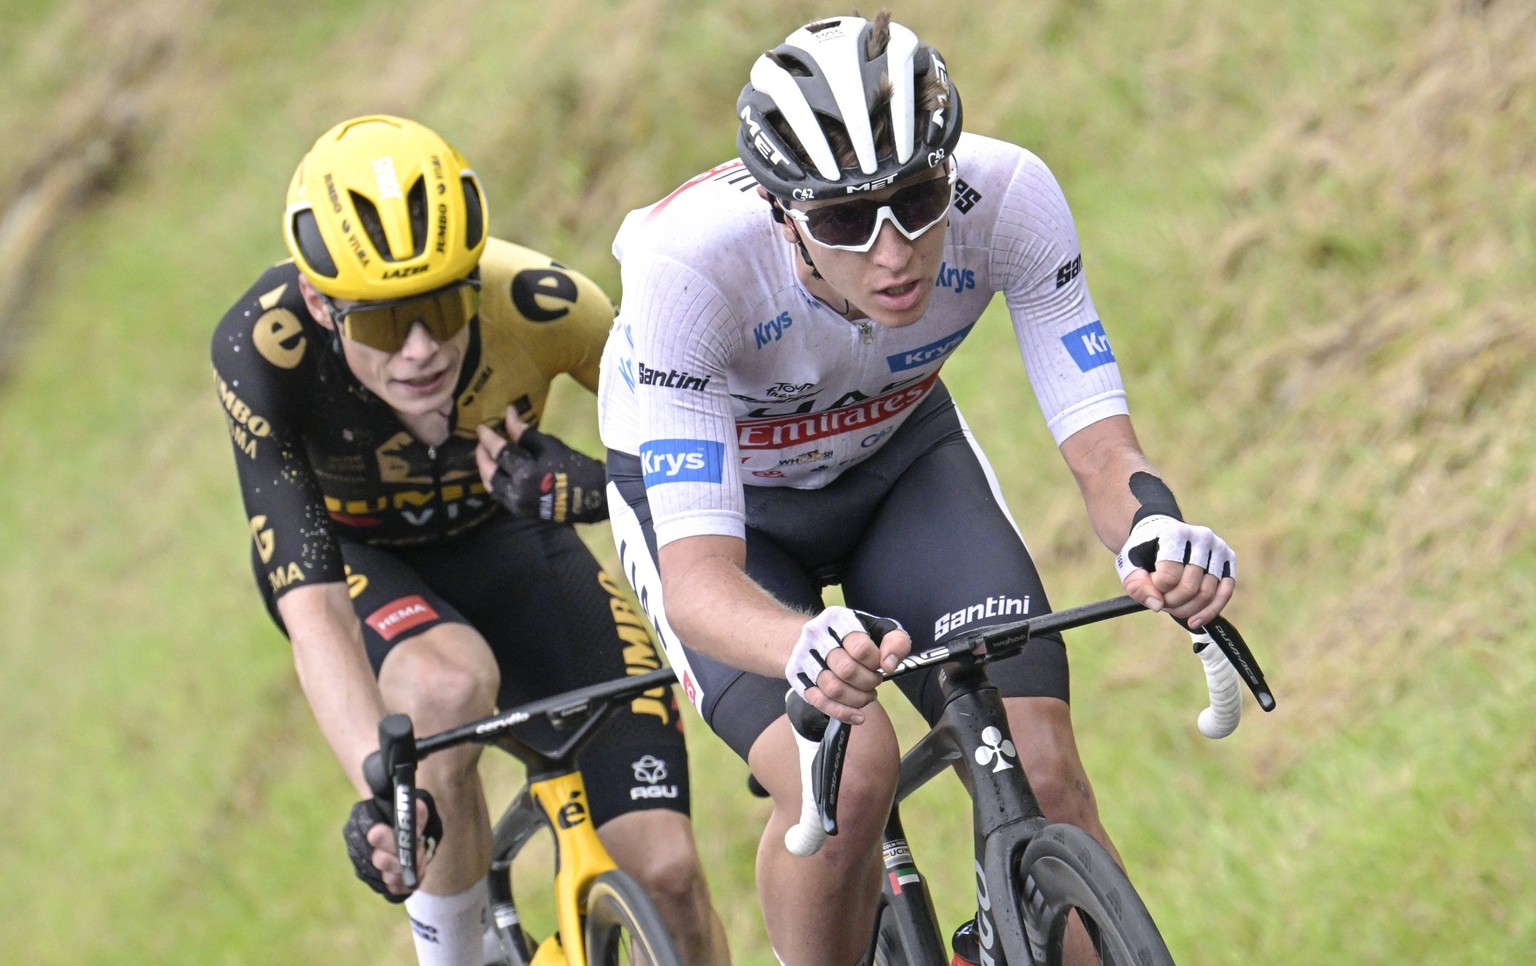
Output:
[
  {"xmin": 1062, "ymin": 320, "xmax": 1115, "ymax": 372},
  {"xmin": 640, "ymin": 439, "xmax": 725, "ymax": 486},
  {"xmin": 887, "ymin": 322, "xmax": 976, "ymax": 372}
]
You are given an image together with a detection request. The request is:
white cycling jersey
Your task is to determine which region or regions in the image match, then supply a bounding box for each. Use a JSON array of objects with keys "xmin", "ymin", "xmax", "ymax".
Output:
[{"xmin": 597, "ymin": 132, "xmax": 1129, "ymax": 548}]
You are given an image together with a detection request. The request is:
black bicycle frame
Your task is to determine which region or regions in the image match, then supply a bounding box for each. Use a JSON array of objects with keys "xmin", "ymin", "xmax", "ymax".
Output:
[{"xmin": 875, "ymin": 660, "xmax": 1048, "ymax": 964}]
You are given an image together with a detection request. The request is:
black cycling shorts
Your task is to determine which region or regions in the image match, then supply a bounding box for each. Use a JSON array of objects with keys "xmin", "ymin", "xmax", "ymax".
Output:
[
  {"xmin": 608, "ymin": 381, "xmax": 1067, "ymax": 761},
  {"xmin": 257, "ymin": 511, "xmax": 691, "ymax": 825}
]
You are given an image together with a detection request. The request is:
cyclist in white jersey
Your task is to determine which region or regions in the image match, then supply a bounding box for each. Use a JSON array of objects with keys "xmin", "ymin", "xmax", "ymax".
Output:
[{"xmin": 597, "ymin": 13, "xmax": 1237, "ymax": 964}]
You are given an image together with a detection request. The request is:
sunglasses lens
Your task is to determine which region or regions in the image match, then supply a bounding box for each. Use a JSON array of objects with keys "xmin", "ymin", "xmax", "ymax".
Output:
[
  {"xmin": 339, "ymin": 283, "xmax": 479, "ymax": 353},
  {"xmin": 801, "ymin": 174, "xmax": 954, "ymax": 250},
  {"xmin": 804, "ymin": 203, "xmax": 880, "ymax": 248},
  {"xmin": 889, "ymin": 177, "xmax": 955, "ymax": 232}
]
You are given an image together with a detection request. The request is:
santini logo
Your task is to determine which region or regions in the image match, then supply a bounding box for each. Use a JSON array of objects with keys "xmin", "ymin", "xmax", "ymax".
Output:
[
  {"xmin": 640, "ymin": 439, "xmax": 725, "ymax": 486},
  {"xmin": 934, "ymin": 594, "xmax": 1029, "ymax": 638},
  {"xmin": 1061, "ymin": 320, "xmax": 1115, "ymax": 373},
  {"xmin": 637, "ymin": 362, "xmax": 711, "ymax": 391}
]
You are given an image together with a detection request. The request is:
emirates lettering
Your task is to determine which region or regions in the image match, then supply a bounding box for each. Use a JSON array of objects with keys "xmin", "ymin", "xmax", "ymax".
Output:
[{"xmin": 737, "ymin": 375, "xmax": 937, "ymax": 449}]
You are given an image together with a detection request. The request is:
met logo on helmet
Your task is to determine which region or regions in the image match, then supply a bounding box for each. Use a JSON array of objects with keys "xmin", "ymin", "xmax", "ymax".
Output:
[
  {"xmin": 845, "ymin": 174, "xmax": 900, "ymax": 194},
  {"xmin": 740, "ymin": 108, "xmax": 788, "ymax": 168}
]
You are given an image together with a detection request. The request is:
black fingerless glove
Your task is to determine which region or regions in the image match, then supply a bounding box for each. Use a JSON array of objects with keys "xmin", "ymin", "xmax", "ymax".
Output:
[
  {"xmin": 488, "ymin": 428, "xmax": 609, "ymax": 524},
  {"xmin": 342, "ymin": 789, "xmax": 442, "ymax": 903}
]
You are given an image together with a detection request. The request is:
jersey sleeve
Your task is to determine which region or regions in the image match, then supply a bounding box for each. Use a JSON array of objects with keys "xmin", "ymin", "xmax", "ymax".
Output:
[
  {"xmin": 991, "ymin": 149, "xmax": 1130, "ymax": 444},
  {"xmin": 614, "ymin": 253, "xmax": 748, "ymax": 547},
  {"xmin": 210, "ymin": 276, "xmax": 345, "ymax": 599}
]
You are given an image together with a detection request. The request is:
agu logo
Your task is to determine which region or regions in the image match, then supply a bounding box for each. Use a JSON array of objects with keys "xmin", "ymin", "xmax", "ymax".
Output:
[
  {"xmin": 629, "ymin": 754, "xmax": 680, "ymax": 801},
  {"xmin": 640, "ymin": 439, "xmax": 725, "ymax": 486},
  {"xmin": 1062, "ymin": 320, "xmax": 1116, "ymax": 373}
]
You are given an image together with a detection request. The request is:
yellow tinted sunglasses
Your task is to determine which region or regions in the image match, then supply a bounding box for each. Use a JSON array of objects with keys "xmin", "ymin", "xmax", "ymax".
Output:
[{"xmin": 326, "ymin": 278, "xmax": 481, "ymax": 353}]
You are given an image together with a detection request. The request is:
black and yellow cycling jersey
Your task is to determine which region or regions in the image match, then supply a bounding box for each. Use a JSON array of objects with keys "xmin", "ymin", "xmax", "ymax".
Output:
[{"xmin": 211, "ymin": 238, "xmax": 615, "ymax": 602}]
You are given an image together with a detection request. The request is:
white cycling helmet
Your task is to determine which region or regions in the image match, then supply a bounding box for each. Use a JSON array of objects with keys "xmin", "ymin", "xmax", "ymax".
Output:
[{"xmin": 736, "ymin": 14, "xmax": 963, "ymax": 201}]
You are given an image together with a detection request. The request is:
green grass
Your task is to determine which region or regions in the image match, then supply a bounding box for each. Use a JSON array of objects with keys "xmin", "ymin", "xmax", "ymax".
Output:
[{"xmin": 5, "ymin": 0, "xmax": 1535, "ymax": 962}]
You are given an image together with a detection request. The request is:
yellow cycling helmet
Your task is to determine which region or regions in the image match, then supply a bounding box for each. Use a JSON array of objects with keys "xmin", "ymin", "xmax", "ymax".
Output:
[{"xmin": 283, "ymin": 115, "xmax": 488, "ymax": 300}]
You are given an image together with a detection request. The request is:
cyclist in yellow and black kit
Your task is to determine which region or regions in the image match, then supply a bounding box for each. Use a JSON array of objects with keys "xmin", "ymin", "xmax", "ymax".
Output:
[{"xmin": 210, "ymin": 115, "xmax": 729, "ymax": 966}]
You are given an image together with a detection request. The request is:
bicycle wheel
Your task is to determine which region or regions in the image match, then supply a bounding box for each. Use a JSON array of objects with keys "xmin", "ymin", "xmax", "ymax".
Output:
[
  {"xmin": 871, "ymin": 902, "xmax": 906, "ymax": 965},
  {"xmin": 583, "ymin": 869, "xmax": 685, "ymax": 966},
  {"xmin": 1017, "ymin": 824, "xmax": 1173, "ymax": 966}
]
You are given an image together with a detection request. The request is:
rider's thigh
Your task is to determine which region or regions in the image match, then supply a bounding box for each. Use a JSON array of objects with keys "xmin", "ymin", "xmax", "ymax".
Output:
[{"xmin": 377, "ymin": 621, "xmax": 500, "ymax": 732}]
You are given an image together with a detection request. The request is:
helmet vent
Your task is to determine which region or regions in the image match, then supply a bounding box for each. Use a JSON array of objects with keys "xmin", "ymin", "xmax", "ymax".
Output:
[
  {"xmin": 349, "ymin": 192, "xmax": 395, "ymax": 262},
  {"xmin": 406, "ymin": 177, "xmax": 428, "ymax": 257},
  {"xmin": 461, "ymin": 175, "xmax": 485, "ymax": 249},
  {"xmin": 770, "ymin": 52, "xmax": 814, "ymax": 77},
  {"xmin": 290, "ymin": 208, "xmax": 338, "ymax": 278}
]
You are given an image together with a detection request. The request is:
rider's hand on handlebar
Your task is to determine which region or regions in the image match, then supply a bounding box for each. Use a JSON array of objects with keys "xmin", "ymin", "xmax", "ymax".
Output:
[
  {"xmin": 786, "ymin": 607, "xmax": 910, "ymax": 725},
  {"xmin": 1115, "ymin": 514, "xmax": 1237, "ymax": 630},
  {"xmin": 342, "ymin": 791, "xmax": 442, "ymax": 902}
]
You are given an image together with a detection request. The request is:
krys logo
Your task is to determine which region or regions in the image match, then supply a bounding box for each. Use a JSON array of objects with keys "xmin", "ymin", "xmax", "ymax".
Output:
[
  {"xmin": 935, "ymin": 261, "xmax": 975, "ymax": 293},
  {"xmin": 886, "ymin": 322, "xmax": 976, "ymax": 373},
  {"xmin": 640, "ymin": 439, "xmax": 725, "ymax": 486},
  {"xmin": 754, "ymin": 311, "xmax": 793, "ymax": 349},
  {"xmin": 1062, "ymin": 320, "xmax": 1116, "ymax": 373}
]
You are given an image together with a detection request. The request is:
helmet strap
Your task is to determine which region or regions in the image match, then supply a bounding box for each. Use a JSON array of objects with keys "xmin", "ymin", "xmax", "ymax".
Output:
[
  {"xmin": 768, "ymin": 193, "xmax": 825, "ymax": 280},
  {"xmin": 796, "ymin": 238, "xmax": 824, "ymax": 281}
]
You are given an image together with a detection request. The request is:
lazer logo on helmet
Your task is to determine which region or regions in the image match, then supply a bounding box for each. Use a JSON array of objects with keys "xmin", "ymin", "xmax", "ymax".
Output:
[
  {"xmin": 380, "ymin": 264, "xmax": 429, "ymax": 280},
  {"xmin": 640, "ymin": 439, "xmax": 725, "ymax": 486}
]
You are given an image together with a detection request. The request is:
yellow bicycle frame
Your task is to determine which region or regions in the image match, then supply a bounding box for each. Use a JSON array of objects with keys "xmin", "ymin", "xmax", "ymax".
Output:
[{"xmin": 523, "ymin": 770, "xmax": 619, "ymax": 965}]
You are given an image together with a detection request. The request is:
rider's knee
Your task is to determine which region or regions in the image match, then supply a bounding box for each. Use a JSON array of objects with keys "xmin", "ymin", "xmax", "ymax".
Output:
[
  {"xmin": 608, "ymin": 810, "xmax": 709, "ymax": 903},
  {"xmin": 382, "ymin": 632, "xmax": 499, "ymax": 728},
  {"xmin": 1021, "ymin": 749, "xmax": 1101, "ymax": 828},
  {"xmin": 621, "ymin": 826, "xmax": 709, "ymax": 906}
]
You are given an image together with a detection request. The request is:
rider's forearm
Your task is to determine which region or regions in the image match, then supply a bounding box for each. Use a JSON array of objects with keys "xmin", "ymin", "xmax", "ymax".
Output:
[
  {"xmin": 278, "ymin": 582, "xmax": 389, "ymax": 798},
  {"xmin": 657, "ymin": 534, "xmax": 808, "ymax": 677},
  {"xmin": 1059, "ymin": 415, "xmax": 1159, "ymax": 551}
]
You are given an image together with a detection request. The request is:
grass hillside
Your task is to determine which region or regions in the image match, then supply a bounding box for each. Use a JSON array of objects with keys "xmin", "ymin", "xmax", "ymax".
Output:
[{"xmin": 2, "ymin": 0, "xmax": 1531, "ymax": 963}]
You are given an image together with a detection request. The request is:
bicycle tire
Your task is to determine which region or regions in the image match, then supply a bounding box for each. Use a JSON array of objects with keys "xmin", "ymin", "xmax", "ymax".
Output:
[
  {"xmin": 871, "ymin": 902, "xmax": 905, "ymax": 965},
  {"xmin": 1016, "ymin": 824, "xmax": 1173, "ymax": 966},
  {"xmin": 583, "ymin": 869, "xmax": 685, "ymax": 966}
]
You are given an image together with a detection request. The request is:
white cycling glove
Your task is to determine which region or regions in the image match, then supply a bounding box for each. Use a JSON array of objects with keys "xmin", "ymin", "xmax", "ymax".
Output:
[
  {"xmin": 786, "ymin": 607, "xmax": 901, "ymax": 700},
  {"xmin": 1115, "ymin": 514, "xmax": 1237, "ymax": 584}
]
